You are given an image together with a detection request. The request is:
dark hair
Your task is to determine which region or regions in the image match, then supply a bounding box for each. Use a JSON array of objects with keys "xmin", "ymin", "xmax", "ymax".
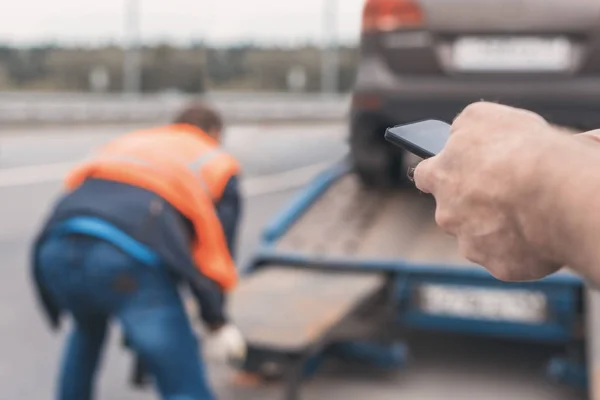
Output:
[{"xmin": 173, "ymin": 102, "xmax": 223, "ymax": 133}]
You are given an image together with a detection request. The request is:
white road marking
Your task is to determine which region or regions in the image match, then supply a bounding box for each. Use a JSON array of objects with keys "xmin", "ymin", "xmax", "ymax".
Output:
[
  {"xmin": 243, "ymin": 162, "xmax": 330, "ymax": 197},
  {"xmin": 0, "ymin": 162, "xmax": 74, "ymax": 188},
  {"xmin": 0, "ymin": 160, "xmax": 331, "ymax": 196}
]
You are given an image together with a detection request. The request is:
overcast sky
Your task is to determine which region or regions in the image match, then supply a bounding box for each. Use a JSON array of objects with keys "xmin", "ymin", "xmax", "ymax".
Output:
[{"xmin": 1, "ymin": 0, "xmax": 365, "ymax": 46}]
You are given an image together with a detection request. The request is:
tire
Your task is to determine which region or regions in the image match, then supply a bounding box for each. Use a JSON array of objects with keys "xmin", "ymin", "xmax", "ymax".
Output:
[{"xmin": 349, "ymin": 117, "xmax": 405, "ymax": 189}]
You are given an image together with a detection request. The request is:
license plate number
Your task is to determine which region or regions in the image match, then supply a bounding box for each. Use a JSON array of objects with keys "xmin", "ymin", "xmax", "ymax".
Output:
[
  {"xmin": 452, "ymin": 36, "xmax": 572, "ymax": 72},
  {"xmin": 417, "ymin": 284, "xmax": 547, "ymax": 323}
]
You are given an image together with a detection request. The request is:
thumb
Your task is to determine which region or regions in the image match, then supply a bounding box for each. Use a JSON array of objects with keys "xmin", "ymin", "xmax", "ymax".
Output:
[{"xmin": 413, "ymin": 158, "xmax": 437, "ymax": 194}]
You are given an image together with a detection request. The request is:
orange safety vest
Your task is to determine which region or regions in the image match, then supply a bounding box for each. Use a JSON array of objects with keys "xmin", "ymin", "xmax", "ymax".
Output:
[{"xmin": 64, "ymin": 124, "xmax": 240, "ymax": 291}]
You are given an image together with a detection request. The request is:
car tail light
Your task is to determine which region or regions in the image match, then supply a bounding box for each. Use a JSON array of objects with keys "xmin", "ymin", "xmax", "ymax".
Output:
[{"xmin": 362, "ymin": 0, "xmax": 424, "ymax": 33}]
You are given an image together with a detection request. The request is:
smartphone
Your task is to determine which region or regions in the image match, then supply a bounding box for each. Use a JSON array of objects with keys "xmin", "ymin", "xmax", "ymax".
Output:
[{"xmin": 384, "ymin": 119, "xmax": 451, "ymax": 159}]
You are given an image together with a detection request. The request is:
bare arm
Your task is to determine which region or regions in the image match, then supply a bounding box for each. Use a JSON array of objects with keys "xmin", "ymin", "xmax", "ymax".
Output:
[{"xmin": 537, "ymin": 133, "xmax": 600, "ymax": 284}]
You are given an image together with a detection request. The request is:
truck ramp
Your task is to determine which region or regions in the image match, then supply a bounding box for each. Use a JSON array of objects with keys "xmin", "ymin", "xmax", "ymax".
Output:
[
  {"xmin": 277, "ymin": 174, "xmax": 472, "ymax": 266},
  {"xmin": 229, "ymin": 266, "xmax": 391, "ymax": 400},
  {"xmin": 230, "ymin": 267, "xmax": 386, "ymax": 353}
]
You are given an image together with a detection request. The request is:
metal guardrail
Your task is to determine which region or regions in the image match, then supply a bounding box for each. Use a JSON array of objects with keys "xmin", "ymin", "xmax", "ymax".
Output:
[{"xmin": 0, "ymin": 92, "xmax": 351, "ymax": 124}]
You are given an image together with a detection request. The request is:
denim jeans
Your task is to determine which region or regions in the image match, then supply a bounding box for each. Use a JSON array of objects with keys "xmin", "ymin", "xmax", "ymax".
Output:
[{"xmin": 37, "ymin": 234, "xmax": 215, "ymax": 400}]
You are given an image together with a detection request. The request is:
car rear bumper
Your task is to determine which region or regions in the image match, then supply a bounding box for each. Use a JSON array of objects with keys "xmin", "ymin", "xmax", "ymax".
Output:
[{"xmin": 352, "ymin": 57, "xmax": 600, "ymax": 130}]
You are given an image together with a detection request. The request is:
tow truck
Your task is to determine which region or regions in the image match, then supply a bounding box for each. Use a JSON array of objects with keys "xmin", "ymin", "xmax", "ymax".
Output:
[{"xmin": 224, "ymin": 156, "xmax": 590, "ymax": 400}]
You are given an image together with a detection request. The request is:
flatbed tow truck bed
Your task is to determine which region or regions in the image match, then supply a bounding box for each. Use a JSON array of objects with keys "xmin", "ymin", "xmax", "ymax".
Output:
[
  {"xmin": 223, "ymin": 160, "xmax": 587, "ymax": 398},
  {"xmin": 276, "ymin": 173, "xmax": 469, "ymax": 265}
]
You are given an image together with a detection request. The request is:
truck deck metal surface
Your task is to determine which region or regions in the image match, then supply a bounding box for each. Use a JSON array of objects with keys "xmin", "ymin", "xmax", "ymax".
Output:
[{"xmin": 276, "ymin": 174, "xmax": 471, "ymax": 266}]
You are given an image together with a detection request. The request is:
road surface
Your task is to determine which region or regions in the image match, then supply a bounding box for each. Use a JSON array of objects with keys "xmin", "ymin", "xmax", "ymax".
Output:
[{"xmin": 0, "ymin": 123, "xmax": 584, "ymax": 399}]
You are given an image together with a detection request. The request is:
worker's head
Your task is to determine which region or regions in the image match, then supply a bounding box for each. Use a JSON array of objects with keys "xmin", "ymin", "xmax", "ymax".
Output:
[{"xmin": 173, "ymin": 102, "xmax": 224, "ymax": 143}]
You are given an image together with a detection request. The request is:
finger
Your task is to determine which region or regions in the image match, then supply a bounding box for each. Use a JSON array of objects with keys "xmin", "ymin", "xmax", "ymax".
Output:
[
  {"xmin": 407, "ymin": 166, "xmax": 416, "ymax": 182},
  {"xmin": 453, "ymin": 101, "xmax": 496, "ymax": 127},
  {"xmin": 412, "ymin": 158, "xmax": 438, "ymax": 194},
  {"xmin": 457, "ymin": 236, "xmax": 486, "ymax": 267},
  {"xmin": 434, "ymin": 206, "xmax": 459, "ymax": 235},
  {"xmin": 577, "ymin": 129, "xmax": 600, "ymax": 144}
]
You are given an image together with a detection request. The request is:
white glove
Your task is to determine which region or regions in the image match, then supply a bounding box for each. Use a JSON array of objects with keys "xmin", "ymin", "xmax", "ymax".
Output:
[{"xmin": 203, "ymin": 324, "xmax": 247, "ymax": 365}]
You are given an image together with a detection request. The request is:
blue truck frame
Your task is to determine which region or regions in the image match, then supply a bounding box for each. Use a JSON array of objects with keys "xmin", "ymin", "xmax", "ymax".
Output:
[{"xmin": 242, "ymin": 159, "xmax": 588, "ymax": 390}]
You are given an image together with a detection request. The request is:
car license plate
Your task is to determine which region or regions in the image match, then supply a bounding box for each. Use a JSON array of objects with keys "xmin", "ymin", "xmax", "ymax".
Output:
[
  {"xmin": 452, "ymin": 36, "xmax": 572, "ymax": 72},
  {"xmin": 417, "ymin": 284, "xmax": 547, "ymax": 323}
]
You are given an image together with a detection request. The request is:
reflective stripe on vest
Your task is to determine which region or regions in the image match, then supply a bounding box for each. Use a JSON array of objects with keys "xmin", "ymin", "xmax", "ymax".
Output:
[
  {"xmin": 188, "ymin": 148, "xmax": 225, "ymax": 201},
  {"xmin": 189, "ymin": 148, "xmax": 222, "ymax": 171},
  {"xmin": 91, "ymin": 148, "xmax": 227, "ymax": 202}
]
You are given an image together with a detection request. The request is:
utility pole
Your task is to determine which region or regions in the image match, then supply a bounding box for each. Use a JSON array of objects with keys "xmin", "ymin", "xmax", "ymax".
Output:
[
  {"xmin": 123, "ymin": 0, "xmax": 141, "ymax": 95},
  {"xmin": 321, "ymin": 0, "xmax": 339, "ymax": 95}
]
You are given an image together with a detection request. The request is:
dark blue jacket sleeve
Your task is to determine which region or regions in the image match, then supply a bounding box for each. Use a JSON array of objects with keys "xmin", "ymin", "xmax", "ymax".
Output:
[
  {"xmin": 190, "ymin": 174, "xmax": 242, "ymax": 328},
  {"xmin": 215, "ymin": 174, "xmax": 242, "ymax": 259}
]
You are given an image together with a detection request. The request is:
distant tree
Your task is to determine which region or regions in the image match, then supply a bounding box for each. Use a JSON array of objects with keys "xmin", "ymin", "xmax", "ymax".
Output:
[{"xmin": 0, "ymin": 43, "xmax": 358, "ymax": 93}]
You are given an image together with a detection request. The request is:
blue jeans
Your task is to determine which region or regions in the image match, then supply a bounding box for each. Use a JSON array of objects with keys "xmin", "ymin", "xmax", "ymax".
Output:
[{"xmin": 37, "ymin": 234, "xmax": 215, "ymax": 400}]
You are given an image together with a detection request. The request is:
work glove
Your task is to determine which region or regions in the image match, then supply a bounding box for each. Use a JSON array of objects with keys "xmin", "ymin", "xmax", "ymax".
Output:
[{"xmin": 203, "ymin": 323, "xmax": 247, "ymax": 365}]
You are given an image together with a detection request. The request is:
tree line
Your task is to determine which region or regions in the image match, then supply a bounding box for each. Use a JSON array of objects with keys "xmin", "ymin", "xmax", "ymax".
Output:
[{"xmin": 0, "ymin": 43, "xmax": 359, "ymax": 93}]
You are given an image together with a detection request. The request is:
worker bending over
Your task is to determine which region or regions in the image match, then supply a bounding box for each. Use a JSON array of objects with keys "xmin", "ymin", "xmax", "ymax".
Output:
[{"xmin": 31, "ymin": 103, "xmax": 246, "ymax": 400}]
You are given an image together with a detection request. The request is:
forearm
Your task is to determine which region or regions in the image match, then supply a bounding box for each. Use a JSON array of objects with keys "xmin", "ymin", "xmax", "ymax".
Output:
[
  {"xmin": 526, "ymin": 133, "xmax": 600, "ymax": 284},
  {"xmin": 557, "ymin": 144, "xmax": 600, "ymax": 285}
]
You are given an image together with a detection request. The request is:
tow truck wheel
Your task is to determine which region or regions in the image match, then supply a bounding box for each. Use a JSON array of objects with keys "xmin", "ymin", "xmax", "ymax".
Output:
[{"xmin": 349, "ymin": 117, "xmax": 405, "ymax": 189}]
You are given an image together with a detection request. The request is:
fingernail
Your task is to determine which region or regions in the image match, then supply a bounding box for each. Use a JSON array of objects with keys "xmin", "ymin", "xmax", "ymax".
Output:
[{"xmin": 407, "ymin": 167, "xmax": 415, "ymax": 182}]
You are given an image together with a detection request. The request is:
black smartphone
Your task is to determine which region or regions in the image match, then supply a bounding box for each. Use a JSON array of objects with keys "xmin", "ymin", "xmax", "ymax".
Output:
[{"xmin": 384, "ymin": 120, "xmax": 451, "ymax": 159}]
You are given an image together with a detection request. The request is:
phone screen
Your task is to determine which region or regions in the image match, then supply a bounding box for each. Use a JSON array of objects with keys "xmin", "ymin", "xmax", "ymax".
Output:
[{"xmin": 384, "ymin": 120, "xmax": 451, "ymax": 159}]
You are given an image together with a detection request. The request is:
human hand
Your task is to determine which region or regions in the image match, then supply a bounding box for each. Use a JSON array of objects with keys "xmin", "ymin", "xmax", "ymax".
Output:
[
  {"xmin": 413, "ymin": 102, "xmax": 567, "ymax": 281},
  {"xmin": 203, "ymin": 323, "xmax": 247, "ymax": 365}
]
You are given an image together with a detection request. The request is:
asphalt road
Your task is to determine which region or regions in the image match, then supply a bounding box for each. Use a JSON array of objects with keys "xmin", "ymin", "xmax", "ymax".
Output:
[{"xmin": 0, "ymin": 123, "xmax": 585, "ymax": 400}]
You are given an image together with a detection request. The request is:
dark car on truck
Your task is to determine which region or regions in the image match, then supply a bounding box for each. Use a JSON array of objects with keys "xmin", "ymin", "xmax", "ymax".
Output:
[{"xmin": 350, "ymin": 0, "xmax": 600, "ymax": 187}]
